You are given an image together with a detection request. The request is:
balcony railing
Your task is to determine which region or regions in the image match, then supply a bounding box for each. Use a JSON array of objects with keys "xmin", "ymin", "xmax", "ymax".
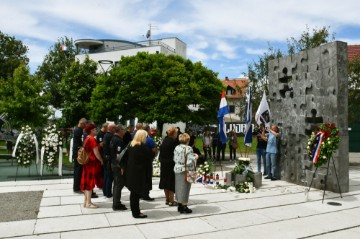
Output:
[{"xmin": 77, "ymin": 40, "xmax": 175, "ymax": 55}]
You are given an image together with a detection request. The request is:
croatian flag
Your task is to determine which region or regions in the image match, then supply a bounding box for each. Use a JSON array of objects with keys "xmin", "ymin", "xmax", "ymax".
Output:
[
  {"xmin": 312, "ymin": 132, "xmax": 325, "ymax": 165},
  {"xmin": 217, "ymin": 91, "xmax": 229, "ymax": 144},
  {"xmin": 61, "ymin": 44, "xmax": 68, "ymax": 51},
  {"xmin": 255, "ymin": 91, "xmax": 271, "ymax": 128},
  {"xmin": 244, "ymin": 86, "xmax": 252, "ymax": 147}
]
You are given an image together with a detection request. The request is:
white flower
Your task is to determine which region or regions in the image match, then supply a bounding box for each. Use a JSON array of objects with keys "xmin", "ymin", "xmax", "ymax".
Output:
[{"xmin": 323, "ymin": 156, "xmax": 326, "ymax": 159}]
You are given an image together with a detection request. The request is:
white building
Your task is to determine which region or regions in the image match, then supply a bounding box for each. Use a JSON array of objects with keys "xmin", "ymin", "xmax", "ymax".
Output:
[{"xmin": 75, "ymin": 37, "xmax": 187, "ymax": 72}]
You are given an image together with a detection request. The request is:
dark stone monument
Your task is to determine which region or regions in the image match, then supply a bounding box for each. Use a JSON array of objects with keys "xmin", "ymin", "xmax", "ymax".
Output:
[{"xmin": 268, "ymin": 41, "xmax": 349, "ymax": 193}]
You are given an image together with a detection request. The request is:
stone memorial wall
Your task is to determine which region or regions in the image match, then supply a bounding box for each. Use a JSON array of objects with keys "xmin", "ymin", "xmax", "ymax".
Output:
[{"xmin": 268, "ymin": 41, "xmax": 349, "ymax": 193}]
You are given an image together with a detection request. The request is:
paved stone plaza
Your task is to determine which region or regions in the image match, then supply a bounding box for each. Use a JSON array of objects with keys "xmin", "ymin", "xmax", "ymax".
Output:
[{"xmin": 0, "ymin": 155, "xmax": 360, "ymax": 239}]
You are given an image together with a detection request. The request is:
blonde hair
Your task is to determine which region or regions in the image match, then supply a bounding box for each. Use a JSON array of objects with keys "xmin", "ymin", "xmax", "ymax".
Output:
[
  {"xmin": 167, "ymin": 126, "xmax": 178, "ymax": 137},
  {"xmin": 131, "ymin": 129, "xmax": 147, "ymax": 147},
  {"xmin": 178, "ymin": 133, "xmax": 190, "ymax": 145}
]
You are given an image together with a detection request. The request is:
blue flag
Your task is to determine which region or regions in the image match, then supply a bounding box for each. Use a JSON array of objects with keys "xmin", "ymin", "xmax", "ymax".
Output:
[
  {"xmin": 217, "ymin": 91, "xmax": 229, "ymax": 144},
  {"xmin": 244, "ymin": 86, "xmax": 252, "ymax": 147}
]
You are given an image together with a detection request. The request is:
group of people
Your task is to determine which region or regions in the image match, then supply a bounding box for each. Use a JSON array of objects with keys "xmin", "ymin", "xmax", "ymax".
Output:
[
  {"xmin": 201, "ymin": 128, "xmax": 238, "ymax": 162},
  {"xmin": 72, "ymin": 119, "xmax": 199, "ymax": 219},
  {"xmin": 255, "ymin": 123, "xmax": 280, "ymax": 181}
]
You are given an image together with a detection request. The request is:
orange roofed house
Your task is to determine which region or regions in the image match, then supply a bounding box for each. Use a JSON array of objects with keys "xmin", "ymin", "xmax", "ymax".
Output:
[{"xmin": 221, "ymin": 77, "xmax": 249, "ymax": 122}]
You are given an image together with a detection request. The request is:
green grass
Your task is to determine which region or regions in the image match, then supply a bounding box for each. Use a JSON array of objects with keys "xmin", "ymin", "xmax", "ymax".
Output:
[{"xmin": 194, "ymin": 136, "xmax": 257, "ymax": 155}]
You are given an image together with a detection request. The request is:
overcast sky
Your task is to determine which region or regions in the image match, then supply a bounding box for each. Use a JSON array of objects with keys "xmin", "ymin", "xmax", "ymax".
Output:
[{"xmin": 1, "ymin": 0, "xmax": 360, "ymax": 79}]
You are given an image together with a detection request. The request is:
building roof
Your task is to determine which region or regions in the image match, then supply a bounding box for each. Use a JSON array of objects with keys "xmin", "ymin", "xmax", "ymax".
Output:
[
  {"xmin": 348, "ymin": 45, "xmax": 360, "ymax": 61},
  {"xmin": 222, "ymin": 77, "xmax": 249, "ymax": 99}
]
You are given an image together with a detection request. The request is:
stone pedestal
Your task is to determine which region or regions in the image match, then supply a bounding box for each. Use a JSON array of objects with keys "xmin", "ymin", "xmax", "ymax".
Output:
[
  {"xmin": 253, "ymin": 172, "xmax": 262, "ymax": 189},
  {"xmin": 235, "ymin": 174, "xmax": 246, "ymax": 184}
]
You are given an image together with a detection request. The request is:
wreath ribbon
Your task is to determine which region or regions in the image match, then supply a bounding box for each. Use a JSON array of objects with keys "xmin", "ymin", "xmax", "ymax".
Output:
[
  {"xmin": 311, "ymin": 132, "xmax": 325, "ymax": 165},
  {"xmin": 12, "ymin": 133, "xmax": 39, "ymax": 164}
]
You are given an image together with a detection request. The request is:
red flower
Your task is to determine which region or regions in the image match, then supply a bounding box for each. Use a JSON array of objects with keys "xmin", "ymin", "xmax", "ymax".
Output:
[
  {"xmin": 325, "ymin": 122, "xmax": 330, "ymax": 127},
  {"xmin": 324, "ymin": 130, "xmax": 331, "ymax": 138},
  {"xmin": 330, "ymin": 123, "xmax": 335, "ymax": 129}
]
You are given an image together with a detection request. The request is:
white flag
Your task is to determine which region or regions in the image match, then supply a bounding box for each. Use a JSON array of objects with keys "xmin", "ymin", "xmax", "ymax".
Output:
[{"xmin": 255, "ymin": 92, "xmax": 271, "ymax": 128}]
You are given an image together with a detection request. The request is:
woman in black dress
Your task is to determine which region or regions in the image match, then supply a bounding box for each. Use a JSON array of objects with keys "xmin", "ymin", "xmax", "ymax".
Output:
[
  {"xmin": 159, "ymin": 127, "xmax": 178, "ymax": 206},
  {"xmin": 126, "ymin": 129, "xmax": 153, "ymax": 218}
]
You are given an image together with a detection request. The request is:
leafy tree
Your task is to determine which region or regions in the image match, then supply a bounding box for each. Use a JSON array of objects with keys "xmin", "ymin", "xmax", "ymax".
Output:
[
  {"xmin": 287, "ymin": 25, "xmax": 335, "ymax": 54},
  {"xmin": 348, "ymin": 59, "xmax": 360, "ymax": 125},
  {"xmin": 36, "ymin": 36, "xmax": 76, "ymax": 109},
  {"xmin": 89, "ymin": 52, "xmax": 223, "ymax": 127},
  {"xmin": 0, "ymin": 64, "xmax": 50, "ymax": 128},
  {"xmin": 60, "ymin": 57, "xmax": 98, "ymax": 127},
  {"xmin": 247, "ymin": 46, "xmax": 282, "ymax": 112},
  {"xmin": 0, "ymin": 31, "xmax": 29, "ymax": 80},
  {"xmin": 247, "ymin": 26, "xmax": 334, "ymax": 112}
]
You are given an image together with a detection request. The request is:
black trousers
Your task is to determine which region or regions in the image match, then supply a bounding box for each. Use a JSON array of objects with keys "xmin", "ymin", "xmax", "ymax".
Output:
[
  {"xmin": 73, "ymin": 156, "xmax": 83, "ymax": 191},
  {"xmin": 112, "ymin": 167, "xmax": 125, "ymax": 208},
  {"xmin": 130, "ymin": 191, "xmax": 141, "ymax": 216},
  {"xmin": 217, "ymin": 144, "xmax": 226, "ymax": 161}
]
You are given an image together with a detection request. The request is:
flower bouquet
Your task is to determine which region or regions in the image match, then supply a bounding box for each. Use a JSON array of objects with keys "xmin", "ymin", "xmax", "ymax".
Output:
[
  {"xmin": 307, "ymin": 122, "xmax": 340, "ymax": 167},
  {"xmin": 15, "ymin": 125, "xmax": 36, "ymax": 167},
  {"xmin": 41, "ymin": 124, "xmax": 62, "ymax": 172},
  {"xmin": 197, "ymin": 161, "xmax": 215, "ymax": 183},
  {"xmin": 216, "ymin": 182, "xmax": 256, "ymax": 193}
]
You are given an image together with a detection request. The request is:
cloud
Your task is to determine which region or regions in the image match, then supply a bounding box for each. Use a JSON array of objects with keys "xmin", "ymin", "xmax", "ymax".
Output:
[
  {"xmin": 245, "ymin": 47, "xmax": 267, "ymax": 55},
  {"xmin": 2, "ymin": 0, "xmax": 360, "ymax": 79}
]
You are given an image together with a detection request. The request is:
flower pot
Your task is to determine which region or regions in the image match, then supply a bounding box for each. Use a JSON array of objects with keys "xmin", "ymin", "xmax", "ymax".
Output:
[
  {"xmin": 253, "ymin": 172, "xmax": 262, "ymax": 189},
  {"xmin": 235, "ymin": 174, "xmax": 246, "ymax": 184}
]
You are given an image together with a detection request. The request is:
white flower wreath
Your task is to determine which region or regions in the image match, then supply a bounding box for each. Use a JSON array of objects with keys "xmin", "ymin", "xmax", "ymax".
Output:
[
  {"xmin": 41, "ymin": 124, "xmax": 63, "ymax": 175},
  {"xmin": 12, "ymin": 125, "xmax": 37, "ymax": 167}
]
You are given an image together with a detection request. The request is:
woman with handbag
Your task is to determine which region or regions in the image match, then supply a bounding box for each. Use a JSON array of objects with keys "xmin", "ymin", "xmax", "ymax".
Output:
[
  {"xmin": 80, "ymin": 123, "xmax": 104, "ymax": 208},
  {"xmin": 173, "ymin": 133, "xmax": 198, "ymax": 214}
]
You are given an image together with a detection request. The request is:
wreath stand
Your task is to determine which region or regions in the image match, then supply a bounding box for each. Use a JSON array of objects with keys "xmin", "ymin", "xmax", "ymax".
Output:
[
  {"xmin": 307, "ymin": 156, "xmax": 343, "ymax": 203},
  {"xmin": 15, "ymin": 163, "xmax": 39, "ymax": 182}
]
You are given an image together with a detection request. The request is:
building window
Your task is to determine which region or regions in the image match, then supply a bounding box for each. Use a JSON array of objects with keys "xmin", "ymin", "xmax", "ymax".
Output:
[
  {"xmin": 229, "ymin": 105, "xmax": 235, "ymax": 113},
  {"xmin": 226, "ymin": 86, "xmax": 235, "ymax": 96}
]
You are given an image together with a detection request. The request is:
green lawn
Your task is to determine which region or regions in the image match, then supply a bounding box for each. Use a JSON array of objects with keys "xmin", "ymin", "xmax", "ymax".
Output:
[{"xmin": 194, "ymin": 136, "xmax": 257, "ymax": 156}]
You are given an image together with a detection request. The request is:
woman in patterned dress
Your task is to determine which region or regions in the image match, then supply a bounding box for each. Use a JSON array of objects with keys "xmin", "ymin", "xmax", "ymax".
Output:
[
  {"xmin": 173, "ymin": 133, "xmax": 198, "ymax": 214},
  {"xmin": 80, "ymin": 124, "xmax": 104, "ymax": 208}
]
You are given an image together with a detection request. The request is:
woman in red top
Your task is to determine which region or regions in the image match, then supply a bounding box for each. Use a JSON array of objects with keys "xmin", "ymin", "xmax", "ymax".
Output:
[{"xmin": 80, "ymin": 124, "xmax": 104, "ymax": 208}]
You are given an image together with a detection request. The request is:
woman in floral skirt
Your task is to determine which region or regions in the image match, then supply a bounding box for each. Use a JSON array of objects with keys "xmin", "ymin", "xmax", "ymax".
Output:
[{"xmin": 80, "ymin": 124, "xmax": 103, "ymax": 208}]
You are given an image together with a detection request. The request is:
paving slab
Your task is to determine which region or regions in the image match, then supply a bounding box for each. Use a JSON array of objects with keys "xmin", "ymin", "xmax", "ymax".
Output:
[
  {"xmin": 0, "ymin": 219, "xmax": 36, "ymax": 238},
  {"xmin": 61, "ymin": 225, "xmax": 145, "ymax": 239},
  {"xmin": 136, "ymin": 217, "xmax": 217, "ymax": 239},
  {"xmin": 37, "ymin": 204, "xmax": 82, "ymax": 218},
  {"xmin": 34, "ymin": 214, "xmax": 110, "ymax": 234},
  {"xmin": 1, "ymin": 155, "xmax": 360, "ymax": 239}
]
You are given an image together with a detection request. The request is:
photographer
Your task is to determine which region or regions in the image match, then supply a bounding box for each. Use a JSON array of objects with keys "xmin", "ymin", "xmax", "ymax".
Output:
[
  {"xmin": 254, "ymin": 123, "xmax": 267, "ymax": 174},
  {"xmin": 263, "ymin": 124, "xmax": 280, "ymax": 181}
]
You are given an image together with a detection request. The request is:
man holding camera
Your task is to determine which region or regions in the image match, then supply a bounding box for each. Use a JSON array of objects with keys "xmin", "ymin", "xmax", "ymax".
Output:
[{"xmin": 262, "ymin": 124, "xmax": 280, "ymax": 181}]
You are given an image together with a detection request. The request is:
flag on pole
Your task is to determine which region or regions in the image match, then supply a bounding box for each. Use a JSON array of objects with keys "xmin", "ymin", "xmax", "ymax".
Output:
[
  {"xmin": 244, "ymin": 86, "xmax": 252, "ymax": 147},
  {"xmin": 217, "ymin": 91, "xmax": 229, "ymax": 144},
  {"xmin": 255, "ymin": 91, "xmax": 271, "ymax": 128}
]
